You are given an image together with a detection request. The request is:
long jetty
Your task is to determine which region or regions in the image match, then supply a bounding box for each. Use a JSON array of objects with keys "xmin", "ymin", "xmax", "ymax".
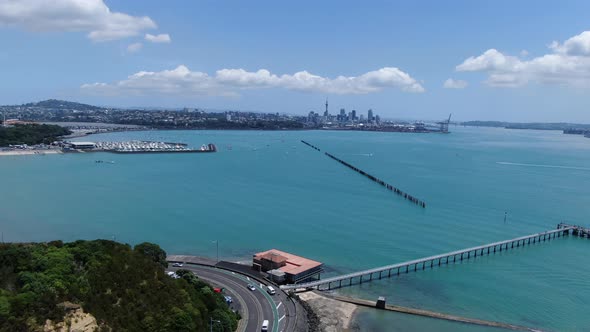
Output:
[
  {"xmin": 281, "ymin": 224, "xmax": 583, "ymax": 291},
  {"xmin": 326, "ymin": 294, "xmax": 542, "ymax": 332},
  {"xmin": 301, "ymin": 140, "xmax": 426, "ymax": 208}
]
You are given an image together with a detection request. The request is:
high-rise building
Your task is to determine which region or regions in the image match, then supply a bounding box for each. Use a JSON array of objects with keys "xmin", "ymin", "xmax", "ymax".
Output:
[
  {"xmin": 351, "ymin": 110, "xmax": 357, "ymax": 121},
  {"xmin": 368, "ymin": 109, "xmax": 374, "ymax": 123},
  {"xmin": 339, "ymin": 108, "xmax": 346, "ymax": 122}
]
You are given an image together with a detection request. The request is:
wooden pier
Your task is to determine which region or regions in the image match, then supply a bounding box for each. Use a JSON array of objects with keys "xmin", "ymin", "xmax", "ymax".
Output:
[
  {"xmin": 281, "ymin": 225, "xmax": 583, "ymax": 291},
  {"xmin": 301, "ymin": 140, "xmax": 426, "ymax": 208}
]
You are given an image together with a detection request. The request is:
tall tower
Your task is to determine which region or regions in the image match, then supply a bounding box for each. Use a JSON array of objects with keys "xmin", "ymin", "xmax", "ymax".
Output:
[{"xmin": 324, "ymin": 98, "xmax": 329, "ymax": 117}]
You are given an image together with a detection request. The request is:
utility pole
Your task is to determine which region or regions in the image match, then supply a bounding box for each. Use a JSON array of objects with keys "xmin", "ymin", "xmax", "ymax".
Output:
[{"xmin": 212, "ymin": 240, "xmax": 219, "ymax": 264}]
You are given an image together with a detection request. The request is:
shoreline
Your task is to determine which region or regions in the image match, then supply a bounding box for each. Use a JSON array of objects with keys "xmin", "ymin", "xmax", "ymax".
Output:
[
  {"xmin": 0, "ymin": 149, "xmax": 63, "ymax": 157},
  {"xmin": 296, "ymin": 291, "xmax": 358, "ymax": 331}
]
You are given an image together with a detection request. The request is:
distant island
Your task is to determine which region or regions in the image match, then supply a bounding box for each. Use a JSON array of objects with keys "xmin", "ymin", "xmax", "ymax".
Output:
[
  {"xmin": 0, "ymin": 240, "xmax": 239, "ymax": 332},
  {"xmin": 462, "ymin": 120, "xmax": 590, "ymax": 132}
]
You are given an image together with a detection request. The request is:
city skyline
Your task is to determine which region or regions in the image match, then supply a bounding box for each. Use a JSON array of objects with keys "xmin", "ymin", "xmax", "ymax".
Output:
[{"xmin": 2, "ymin": 1, "xmax": 590, "ymax": 122}]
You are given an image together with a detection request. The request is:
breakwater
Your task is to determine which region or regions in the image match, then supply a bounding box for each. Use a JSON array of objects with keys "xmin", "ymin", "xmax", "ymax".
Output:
[
  {"xmin": 327, "ymin": 294, "xmax": 542, "ymax": 332},
  {"xmin": 301, "ymin": 140, "xmax": 426, "ymax": 208},
  {"xmin": 301, "ymin": 140, "xmax": 321, "ymax": 151}
]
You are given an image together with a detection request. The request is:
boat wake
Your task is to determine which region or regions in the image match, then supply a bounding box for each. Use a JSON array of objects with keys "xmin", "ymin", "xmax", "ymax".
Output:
[
  {"xmin": 496, "ymin": 161, "xmax": 590, "ymax": 171},
  {"xmin": 347, "ymin": 153, "xmax": 373, "ymax": 157}
]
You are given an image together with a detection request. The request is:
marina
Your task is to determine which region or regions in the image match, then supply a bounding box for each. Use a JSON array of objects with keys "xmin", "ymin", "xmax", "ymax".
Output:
[{"xmin": 67, "ymin": 141, "xmax": 217, "ymax": 154}]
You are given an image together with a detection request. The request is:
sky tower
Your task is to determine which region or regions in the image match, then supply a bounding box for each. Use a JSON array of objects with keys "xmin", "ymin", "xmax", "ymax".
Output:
[{"xmin": 324, "ymin": 98, "xmax": 329, "ymax": 117}]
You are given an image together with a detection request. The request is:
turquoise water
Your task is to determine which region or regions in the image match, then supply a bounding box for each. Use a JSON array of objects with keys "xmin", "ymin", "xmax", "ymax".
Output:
[{"xmin": 1, "ymin": 127, "xmax": 589, "ymax": 331}]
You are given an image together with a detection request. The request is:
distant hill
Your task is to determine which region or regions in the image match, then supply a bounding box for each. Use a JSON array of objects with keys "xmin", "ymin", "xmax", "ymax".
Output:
[
  {"xmin": 21, "ymin": 99, "xmax": 104, "ymax": 111},
  {"xmin": 462, "ymin": 121, "xmax": 590, "ymax": 131}
]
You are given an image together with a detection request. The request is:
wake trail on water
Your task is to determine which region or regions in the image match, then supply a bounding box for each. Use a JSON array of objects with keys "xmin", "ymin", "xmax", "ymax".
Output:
[{"xmin": 496, "ymin": 161, "xmax": 590, "ymax": 171}]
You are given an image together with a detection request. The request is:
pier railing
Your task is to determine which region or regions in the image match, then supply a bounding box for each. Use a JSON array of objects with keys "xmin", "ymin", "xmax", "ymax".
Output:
[{"xmin": 281, "ymin": 225, "xmax": 583, "ymax": 291}]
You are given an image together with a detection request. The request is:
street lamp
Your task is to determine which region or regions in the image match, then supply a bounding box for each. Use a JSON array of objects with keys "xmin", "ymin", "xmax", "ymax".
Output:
[
  {"xmin": 212, "ymin": 240, "xmax": 219, "ymax": 264},
  {"xmin": 210, "ymin": 317, "xmax": 221, "ymax": 332}
]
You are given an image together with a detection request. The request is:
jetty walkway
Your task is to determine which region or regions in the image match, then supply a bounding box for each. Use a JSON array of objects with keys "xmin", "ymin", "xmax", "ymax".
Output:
[
  {"xmin": 301, "ymin": 140, "xmax": 426, "ymax": 208},
  {"xmin": 281, "ymin": 224, "xmax": 585, "ymax": 291},
  {"xmin": 326, "ymin": 294, "xmax": 541, "ymax": 331}
]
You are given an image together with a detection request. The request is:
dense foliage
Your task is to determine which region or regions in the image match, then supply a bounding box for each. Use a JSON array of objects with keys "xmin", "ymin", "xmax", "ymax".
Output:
[
  {"xmin": 0, "ymin": 240, "xmax": 239, "ymax": 332},
  {"xmin": 0, "ymin": 124, "xmax": 70, "ymax": 146}
]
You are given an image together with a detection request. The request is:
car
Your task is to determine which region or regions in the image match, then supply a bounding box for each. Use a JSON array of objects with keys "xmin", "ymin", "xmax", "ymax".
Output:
[
  {"xmin": 224, "ymin": 295, "xmax": 233, "ymax": 304},
  {"xmin": 247, "ymin": 284, "xmax": 256, "ymax": 291},
  {"xmin": 172, "ymin": 262, "xmax": 184, "ymax": 267},
  {"xmin": 214, "ymin": 287, "xmax": 223, "ymax": 293}
]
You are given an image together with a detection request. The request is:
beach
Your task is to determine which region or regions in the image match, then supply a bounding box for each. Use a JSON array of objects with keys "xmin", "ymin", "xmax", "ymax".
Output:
[{"xmin": 298, "ymin": 291, "xmax": 358, "ymax": 332}]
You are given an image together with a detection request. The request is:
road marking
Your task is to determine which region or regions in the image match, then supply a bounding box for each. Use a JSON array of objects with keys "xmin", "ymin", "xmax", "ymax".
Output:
[
  {"xmin": 276, "ymin": 302, "xmax": 282, "ymax": 309},
  {"xmin": 211, "ymin": 268, "xmax": 280, "ymax": 332},
  {"xmin": 278, "ymin": 315, "xmax": 286, "ymax": 322}
]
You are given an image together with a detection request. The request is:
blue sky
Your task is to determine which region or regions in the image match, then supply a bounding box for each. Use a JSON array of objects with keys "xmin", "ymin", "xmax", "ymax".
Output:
[{"xmin": 1, "ymin": 0, "xmax": 590, "ymax": 122}]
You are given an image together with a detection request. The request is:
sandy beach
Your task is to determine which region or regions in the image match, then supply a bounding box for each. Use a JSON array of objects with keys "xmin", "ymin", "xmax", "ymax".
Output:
[
  {"xmin": 297, "ymin": 291, "xmax": 358, "ymax": 332},
  {"xmin": 0, "ymin": 149, "xmax": 63, "ymax": 156}
]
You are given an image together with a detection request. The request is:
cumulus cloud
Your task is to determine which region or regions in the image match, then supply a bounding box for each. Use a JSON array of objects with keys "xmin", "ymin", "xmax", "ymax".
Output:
[
  {"xmin": 126, "ymin": 42, "xmax": 142, "ymax": 53},
  {"xmin": 145, "ymin": 33, "xmax": 170, "ymax": 43},
  {"xmin": 81, "ymin": 65, "xmax": 425, "ymax": 96},
  {"xmin": 456, "ymin": 30, "xmax": 590, "ymax": 88},
  {"xmin": 0, "ymin": 0, "xmax": 157, "ymax": 41},
  {"xmin": 443, "ymin": 78, "xmax": 468, "ymax": 89}
]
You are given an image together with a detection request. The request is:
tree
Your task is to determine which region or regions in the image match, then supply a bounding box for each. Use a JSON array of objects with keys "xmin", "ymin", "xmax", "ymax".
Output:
[{"xmin": 133, "ymin": 242, "xmax": 167, "ymax": 268}]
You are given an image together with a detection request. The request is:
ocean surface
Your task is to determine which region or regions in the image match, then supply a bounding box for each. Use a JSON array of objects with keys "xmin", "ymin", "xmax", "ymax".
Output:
[{"xmin": 1, "ymin": 126, "xmax": 589, "ymax": 331}]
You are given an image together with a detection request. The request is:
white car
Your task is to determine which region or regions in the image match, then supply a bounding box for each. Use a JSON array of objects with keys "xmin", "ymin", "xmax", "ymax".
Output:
[
  {"xmin": 172, "ymin": 262, "xmax": 184, "ymax": 267},
  {"xmin": 247, "ymin": 284, "xmax": 256, "ymax": 291}
]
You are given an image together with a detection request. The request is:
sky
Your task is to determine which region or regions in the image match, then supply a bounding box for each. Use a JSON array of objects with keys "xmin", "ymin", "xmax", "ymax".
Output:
[{"xmin": 1, "ymin": 0, "xmax": 590, "ymax": 122}]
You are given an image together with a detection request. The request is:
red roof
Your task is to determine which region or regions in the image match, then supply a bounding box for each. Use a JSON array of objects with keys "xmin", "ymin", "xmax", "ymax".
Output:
[{"xmin": 254, "ymin": 249, "xmax": 322, "ymax": 276}]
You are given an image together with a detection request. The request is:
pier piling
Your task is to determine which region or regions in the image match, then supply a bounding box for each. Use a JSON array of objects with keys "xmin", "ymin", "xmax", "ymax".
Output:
[
  {"xmin": 282, "ymin": 225, "xmax": 585, "ymax": 291},
  {"xmin": 301, "ymin": 140, "xmax": 426, "ymax": 208}
]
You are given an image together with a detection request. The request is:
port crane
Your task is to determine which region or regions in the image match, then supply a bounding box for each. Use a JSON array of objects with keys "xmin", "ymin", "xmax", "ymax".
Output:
[{"xmin": 437, "ymin": 113, "xmax": 452, "ymax": 133}]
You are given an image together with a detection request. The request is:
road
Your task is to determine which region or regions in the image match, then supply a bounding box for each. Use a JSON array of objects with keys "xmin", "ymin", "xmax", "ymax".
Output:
[{"xmin": 170, "ymin": 265, "xmax": 291, "ymax": 332}]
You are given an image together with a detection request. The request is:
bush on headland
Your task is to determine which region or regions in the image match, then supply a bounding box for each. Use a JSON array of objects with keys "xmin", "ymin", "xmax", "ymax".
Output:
[
  {"xmin": 0, "ymin": 124, "xmax": 71, "ymax": 147},
  {"xmin": 0, "ymin": 240, "xmax": 239, "ymax": 331}
]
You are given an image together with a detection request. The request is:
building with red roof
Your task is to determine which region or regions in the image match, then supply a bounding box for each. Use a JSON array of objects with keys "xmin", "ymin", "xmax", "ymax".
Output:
[{"xmin": 253, "ymin": 249, "xmax": 323, "ymax": 284}]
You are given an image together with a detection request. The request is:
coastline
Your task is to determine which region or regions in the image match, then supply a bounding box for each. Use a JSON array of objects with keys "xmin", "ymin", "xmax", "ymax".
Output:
[
  {"xmin": 0, "ymin": 149, "xmax": 63, "ymax": 157},
  {"xmin": 296, "ymin": 291, "xmax": 358, "ymax": 331}
]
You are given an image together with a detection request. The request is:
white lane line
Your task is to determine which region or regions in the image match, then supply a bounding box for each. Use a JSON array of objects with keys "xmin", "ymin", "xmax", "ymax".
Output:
[
  {"xmin": 278, "ymin": 315, "xmax": 286, "ymax": 322},
  {"xmin": 276, "ymin": 302, "xmax": 282, "ymax": 309}
]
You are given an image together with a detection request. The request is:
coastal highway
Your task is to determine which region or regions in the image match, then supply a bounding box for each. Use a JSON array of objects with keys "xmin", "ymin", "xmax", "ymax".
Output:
[{"xmin": 169, "ymin": 265, "xmax": 289, "ymax": 332}]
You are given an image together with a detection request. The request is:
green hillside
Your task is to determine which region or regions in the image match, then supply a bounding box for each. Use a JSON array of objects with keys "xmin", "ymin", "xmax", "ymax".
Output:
[{"xmin": 0, "ymin": 240, "xmax": 238, "ymax": 332}]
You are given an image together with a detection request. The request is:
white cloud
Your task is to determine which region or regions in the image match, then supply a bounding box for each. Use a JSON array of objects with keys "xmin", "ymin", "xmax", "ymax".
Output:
[
  {"xmin": 145, "ymin": 33, "xmax": 170, "ymax": 43},
  {"xmin": 0, "ymin": 0, "xmax": 157, "ymax": 41},
  {"xmin": 81, "ymin": 65, "xmax": 425, "ymax": 96},
  {"xmin": 456, "ymin": 30, "xmax": 590, "ymax": 88},
  {"xmin": 550, "ymin": 31, "xmax": 590, "ymax": 56},
  {"xmin": 443, "ymin": 78, "xmax": 468, "ymax": 89},
  {"xmin": 126, "ymin": 42, "xmax": 142, "ymax": 53}
]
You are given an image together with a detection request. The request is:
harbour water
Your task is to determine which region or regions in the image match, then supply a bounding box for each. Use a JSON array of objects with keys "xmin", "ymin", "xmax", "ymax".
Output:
[{"xmin": 1, "ymin": 127, "xmax": 589, "ymax": 331}]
